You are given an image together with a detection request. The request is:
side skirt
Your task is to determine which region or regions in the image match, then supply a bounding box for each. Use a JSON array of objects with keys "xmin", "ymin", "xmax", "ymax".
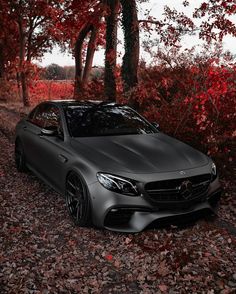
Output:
[{"xmin": 26, "ymin": 163, "xmax": 63, "ymax": 197}]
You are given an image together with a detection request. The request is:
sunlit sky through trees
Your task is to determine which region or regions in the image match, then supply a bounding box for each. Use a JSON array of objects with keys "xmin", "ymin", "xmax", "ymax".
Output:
[{"xmin": 38, "ymin": 0, "xmax": 236, "ymax": 67}]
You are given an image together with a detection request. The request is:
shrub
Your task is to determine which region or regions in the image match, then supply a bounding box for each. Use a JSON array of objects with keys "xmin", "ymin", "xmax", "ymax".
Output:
[
  {"xmin": 29, "ymin": 80, "xmax": 74, "ymax": 104},
  {"xmin": 127, "ymin": 62, "xmax": 236, "ymax": 177}
]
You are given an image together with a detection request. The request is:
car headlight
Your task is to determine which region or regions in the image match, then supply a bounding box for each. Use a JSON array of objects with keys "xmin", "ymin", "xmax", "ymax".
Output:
[
  {"xmin": 97, "ymin": 173, "xmax": 139, "ymax": 196},
  {"xmin": 211, "ymin": 162, "xmax": 217, "ymax": 181}
]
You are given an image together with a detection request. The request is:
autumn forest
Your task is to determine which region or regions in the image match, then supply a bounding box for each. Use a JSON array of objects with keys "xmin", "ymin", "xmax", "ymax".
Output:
[{"xmin": 0, "ymin": 0, "xmax": 236, "ymax": 293}]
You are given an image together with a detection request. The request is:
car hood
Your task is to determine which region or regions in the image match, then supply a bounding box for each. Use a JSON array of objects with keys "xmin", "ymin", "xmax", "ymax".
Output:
[{"xmin": 70, "ymin": 133, "xmax": 209, "ymax": 174}]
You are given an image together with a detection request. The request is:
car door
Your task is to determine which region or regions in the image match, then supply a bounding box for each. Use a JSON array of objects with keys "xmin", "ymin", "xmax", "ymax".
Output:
[
  {"xmin": 32, "ymin": 104, "xmax": 70, "ymax": 192},
  {"xmin": 21, "ymin": 103, "xmax": 48, "ymax": 168},
  {"xmin": 22, "ymin": 103, "xmax": 68, "ymax": 192}
]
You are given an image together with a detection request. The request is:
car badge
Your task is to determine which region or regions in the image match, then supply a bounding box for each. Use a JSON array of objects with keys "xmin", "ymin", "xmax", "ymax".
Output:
[
  {"xmin": 180, "ymin": 180, "xmax": 193, "ymax": 199},
  {"xmin": 179, "ymin": 171, "xmax": 186, "ymax": 175}
]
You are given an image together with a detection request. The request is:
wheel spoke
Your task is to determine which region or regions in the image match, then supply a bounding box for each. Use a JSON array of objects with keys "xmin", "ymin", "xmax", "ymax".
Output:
[
  {"xmin": 68, "ymin": 196, "xmax": 77, "ymax": 210},
  {"xmin": 76, "ymin": 201, "xmax": 82, "ymax": 221},
  {"xmin": 67, "ymin": 180, "xmax": 76, "ymax": 190},
  {"xmin": 67, "ymin": 189, "xmax": 75, "ymax": 198},
  {"xmin": 66, "ymin": 174, "xmax": 85, "ymax": 222},
  {"xmin": 67, "ymin": 199, "xmax": 75, "ymax": 207}
]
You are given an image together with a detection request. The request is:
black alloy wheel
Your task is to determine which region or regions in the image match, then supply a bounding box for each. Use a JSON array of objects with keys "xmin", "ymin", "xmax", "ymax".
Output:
[
  {"xmin": 65, "ymin": 172, "xmax": 91, "ymax": 227},
  {"xmin": 15, "ymin": 140, "xmax": 27, "ymax": 172}
]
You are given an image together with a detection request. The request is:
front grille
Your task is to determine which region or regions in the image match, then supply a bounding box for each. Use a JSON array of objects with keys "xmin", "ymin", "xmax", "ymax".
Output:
[{"xmin": 145, "ymin": 174, "xmax": 211, "ymax": 208}]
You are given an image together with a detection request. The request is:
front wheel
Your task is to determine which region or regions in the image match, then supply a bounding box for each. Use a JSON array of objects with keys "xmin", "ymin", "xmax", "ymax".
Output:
[
  {"xmin": 65, "ymin": 172, "xmax": 91, "ymax": 227},
  {"xmin": 15, "ymin": 140, "xmax": 27, "ymax": 172}
]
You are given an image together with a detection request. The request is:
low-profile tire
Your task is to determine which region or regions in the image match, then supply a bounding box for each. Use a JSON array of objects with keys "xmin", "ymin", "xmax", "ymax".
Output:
[
  {"xmin": 15, "ymin": 140, "xmax": 27, "ymax": 172},
  {"xmin": 65, "ymin": 172, "xmax": 91, "ymax": 227}
]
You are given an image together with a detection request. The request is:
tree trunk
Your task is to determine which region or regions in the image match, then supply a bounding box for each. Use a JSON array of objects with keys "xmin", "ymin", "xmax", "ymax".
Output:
[
  {"xmin": 21, "ymin": 71, "xmax": 29, "ymax": 106},
  {"xmin": 0, "ymin": 43, "xmax": 5, "ymax": 79},
  {"xmin": 120, "ymin": 0, "xmax": 139, "ymax": 94},
  {"xmin": 18, "ymin": 19, "xmax": 30, "ymax": 106},
  {"xmin": 16, "ymin": 72, "xmax": 22, "ymax": 100},
  {"xmin": 82, "ymin": 25, "xmax": 99, "ymax": 85},
  {"xmin": 0, "ymin": 42, "xmax": 6, "ymax": 102},
  {"xmin": 74, "ymin": 24, "xmax": 92, "ymax": 98},
  {"xmin": 104, "ymin": 0, "xmax": 119, "ymax": 101}
]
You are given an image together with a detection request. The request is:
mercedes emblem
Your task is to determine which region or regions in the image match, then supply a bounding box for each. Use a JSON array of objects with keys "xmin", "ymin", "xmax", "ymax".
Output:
[{"xmin": 179, "ymin": 180, "xmax": 193, "ymax": 199}]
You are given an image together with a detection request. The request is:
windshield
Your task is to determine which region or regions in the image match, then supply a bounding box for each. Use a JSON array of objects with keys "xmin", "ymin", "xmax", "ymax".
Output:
[{"xmin": 65, "ymin": 105, "xmax": 158, "ymax": 137}]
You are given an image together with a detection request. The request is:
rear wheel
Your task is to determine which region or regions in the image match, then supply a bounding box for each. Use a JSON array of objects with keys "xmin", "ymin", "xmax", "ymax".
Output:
[
  {"xmin": 15, "ymin": 140, "xmax": 27, "ymax": 172},
  {"xmin": 65, "ymin": 172, "xmax": 91, "ymax": 227}
]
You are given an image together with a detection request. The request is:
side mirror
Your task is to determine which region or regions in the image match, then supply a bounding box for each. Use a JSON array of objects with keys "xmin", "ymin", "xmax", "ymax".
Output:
[
  {"xmin": 41, "ymin": 128, "xmax": 58, "ymax": 137},
  {"xmin": 151, "ymin": 122, "xmax": 160, "ymax": 130}
]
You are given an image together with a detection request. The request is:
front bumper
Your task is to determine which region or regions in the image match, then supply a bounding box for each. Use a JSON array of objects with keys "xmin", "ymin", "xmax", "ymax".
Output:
[{"xmin": 88, "ymin": 176, "xmax": 222, "ymax": 233}]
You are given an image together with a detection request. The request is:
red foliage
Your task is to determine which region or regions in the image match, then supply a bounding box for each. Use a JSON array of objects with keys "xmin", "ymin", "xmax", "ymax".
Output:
[
  {"xmin": 124, "ymin": 61, "xmax": 236, "ymax": 175},
  {"xmin": 29, "ymin": 80, "xmax": 74, "ymax": 104},
  {"xmin": 105, "ymin": 254, "xmax": 113, "ymax": 261}
]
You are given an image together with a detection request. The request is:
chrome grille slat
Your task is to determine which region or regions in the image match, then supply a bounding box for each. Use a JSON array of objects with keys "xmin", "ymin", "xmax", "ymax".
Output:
[
  {"xmin": 148, "ymin": 189, "xmax": 179, "ymax": 194},
  {"xmin": 192, "ymin": 180, "xmax": 210, "ymax": 187}
]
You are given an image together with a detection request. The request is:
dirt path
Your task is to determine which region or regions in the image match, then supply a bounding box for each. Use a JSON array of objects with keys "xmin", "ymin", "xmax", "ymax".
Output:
[{"xmin": 0, "ymin": 106, "xmax": 236, "ymax": 293}]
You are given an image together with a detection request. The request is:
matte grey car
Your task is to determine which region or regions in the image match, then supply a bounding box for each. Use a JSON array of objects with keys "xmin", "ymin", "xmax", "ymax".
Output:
[{"xmin": 15, "ymin": 100, "xmax": 222, "ymax": 232}]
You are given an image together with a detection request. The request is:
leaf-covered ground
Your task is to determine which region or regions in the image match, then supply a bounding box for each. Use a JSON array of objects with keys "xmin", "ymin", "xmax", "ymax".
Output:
[{"xmin": 0, "ymin": 105, "xmax": 235, "ymax": 293}]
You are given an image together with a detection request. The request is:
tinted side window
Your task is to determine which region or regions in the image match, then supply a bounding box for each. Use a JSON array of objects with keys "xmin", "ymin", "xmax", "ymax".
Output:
[
  {"xmin": 29, "ymin": 104, "xmax": 48, "ymax": 128},
  {"xmin": 28, "ymin": 104, "xmax": 60, "ymax": 130},
  {"xmin": 44, "ymin": 106, "xmax": 60, "ymax": 130}
]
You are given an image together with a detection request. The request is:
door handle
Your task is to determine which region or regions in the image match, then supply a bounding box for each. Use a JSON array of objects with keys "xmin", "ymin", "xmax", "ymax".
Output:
[
  {"xmin": 23, "ymin": 126, "xmax": 27, "ymax": 130},
  {"xmin": 58, "ymin": 154, "xmax": 68, "ymax": 163}
]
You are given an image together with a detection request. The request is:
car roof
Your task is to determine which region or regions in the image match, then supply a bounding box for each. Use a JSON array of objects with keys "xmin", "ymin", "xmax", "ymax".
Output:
[{"xmin": 41, "ymin": 100, "xmax": 124, "ymax": 108}]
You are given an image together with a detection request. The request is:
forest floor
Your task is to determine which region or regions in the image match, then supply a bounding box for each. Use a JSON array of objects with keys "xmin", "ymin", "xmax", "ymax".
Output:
[{"xmin": 0, "ymin": 103, "xmax": 235, "ymax": 293}]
